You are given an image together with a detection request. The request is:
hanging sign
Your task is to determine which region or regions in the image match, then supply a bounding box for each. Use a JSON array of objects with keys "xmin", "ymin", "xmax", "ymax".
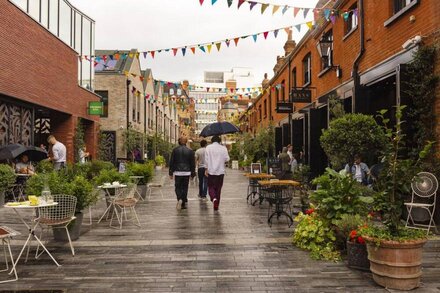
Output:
[
  {"xmin": 290, "ymin": 89, "xmax": 312, "ymax": 103},
  {"xmin": 276, "ymin": 102, "xmax": 293, "ymax": 113},
  {"xmin": 88, "ymin": 101, "xmax": 104, "ymax": 115}
]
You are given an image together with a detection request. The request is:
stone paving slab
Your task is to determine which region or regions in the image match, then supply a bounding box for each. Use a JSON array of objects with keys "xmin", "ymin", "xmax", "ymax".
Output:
[{"xmin": 0, "ymin": 168, "xmax": 439, "ymax": 292}]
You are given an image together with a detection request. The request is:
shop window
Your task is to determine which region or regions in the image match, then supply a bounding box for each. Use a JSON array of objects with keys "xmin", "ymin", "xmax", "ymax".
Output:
[
  {"xmin": 394, "ymin": 0, "xmax": 417, "ymax": 13},
  {"xmin": 95, "ymin": 91, "xmax": 108, "ymax": 118},
  {"xmin": 292, "ymin": 67, "xmax": 297, "ymax": 88},
  {"xmin": 344, "ymin": 3, "xmax": 358, "ymax": 36},
  {"xmin": 302, "ymin": 53, "xmax": 311, "ymax": 86}
]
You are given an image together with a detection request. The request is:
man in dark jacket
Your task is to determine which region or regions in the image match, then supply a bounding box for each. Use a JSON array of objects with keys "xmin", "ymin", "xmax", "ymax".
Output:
[{"xmin": 169, "ymin": 136, "xmax": 196, "ymax": 210}]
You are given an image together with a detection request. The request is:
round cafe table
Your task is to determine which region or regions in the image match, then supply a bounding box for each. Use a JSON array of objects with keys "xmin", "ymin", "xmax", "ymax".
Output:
[
  {"xmin": 243, "ymin": 173, "xmax": 276, "ymax": 205},
  {"xmin": 97, "ymin": 184, "xmax": 127, "ymax": 223},
  {"xmin": 4, "ymin": 201, "xmax": 60, "ymax": 269}
]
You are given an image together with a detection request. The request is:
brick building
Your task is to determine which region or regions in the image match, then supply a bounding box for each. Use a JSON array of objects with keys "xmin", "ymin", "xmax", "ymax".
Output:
[
  {"xmin": 0, "ymin": 0, "xmax": 100, "ymax": 162},
  {"xmin": 241, "ymin": 0, "xmax": 440, "ymax": 177}
]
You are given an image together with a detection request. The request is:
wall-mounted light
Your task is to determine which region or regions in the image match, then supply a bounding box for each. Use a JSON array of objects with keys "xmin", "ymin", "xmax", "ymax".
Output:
[{"xmin": 317, "ymin": 35, "xmax": 342, "ymax": 78}]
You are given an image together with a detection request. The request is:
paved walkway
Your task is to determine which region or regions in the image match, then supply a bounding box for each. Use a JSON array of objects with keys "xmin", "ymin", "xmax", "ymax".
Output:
[{"xmin": 0, "ymin": 169, "xmax": 439, "ymax": 292}]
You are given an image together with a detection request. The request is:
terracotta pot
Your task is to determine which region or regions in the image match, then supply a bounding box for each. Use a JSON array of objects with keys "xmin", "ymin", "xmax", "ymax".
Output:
[
  {"xmin": 364, "ymin": 236, "xmax": 427, "ymax": 290},
  {"xmin": 347, "ymin": 241, "xmax": 370, "ymax": 271}
]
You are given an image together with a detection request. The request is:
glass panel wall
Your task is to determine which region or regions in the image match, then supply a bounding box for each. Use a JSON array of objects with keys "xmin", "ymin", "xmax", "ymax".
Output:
[{"xmin": 8, "ymin": 0, "xmax": 95, "ymax": 90}]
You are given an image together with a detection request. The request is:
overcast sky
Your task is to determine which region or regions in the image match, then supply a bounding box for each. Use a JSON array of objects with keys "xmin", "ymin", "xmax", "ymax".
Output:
[{"xmin": 70, "ymin": 0, "xmax": 318, "ymax": 87}]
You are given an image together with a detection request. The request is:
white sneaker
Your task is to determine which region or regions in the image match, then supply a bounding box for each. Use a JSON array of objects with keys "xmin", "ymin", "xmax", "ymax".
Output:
[{"xmin": 176, "ymin": 199, "xmax": 182, "ymax": 210}]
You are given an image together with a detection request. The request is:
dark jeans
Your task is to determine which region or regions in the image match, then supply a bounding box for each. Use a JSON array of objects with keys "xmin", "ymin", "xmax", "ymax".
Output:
[
  {"xmin": 198, "ymin": 167, "xmax": 208, "ymax": 197},
  {"xmin": 174, "ymin": 176, "xmax": 190, "ymax": 203},
  {"xmin": 208, "ymin": 174, "xmax": 224, "ymax": 205}
]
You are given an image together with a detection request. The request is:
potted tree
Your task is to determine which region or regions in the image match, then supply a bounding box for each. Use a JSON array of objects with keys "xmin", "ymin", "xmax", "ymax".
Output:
[
  {"xmin": 0, "ymin": 164, "xmax": 16, "ymax": 206},
  {"xmin": 360, "ymin": 107, "xmax": 430, "ymax": 290},
  {"xmin": 126, "ymin": 161, "xmax": 154, "ymax": 199},
  {"xmin": 155, "ymin": 155, "xmax": 165, "ymax": 171}
]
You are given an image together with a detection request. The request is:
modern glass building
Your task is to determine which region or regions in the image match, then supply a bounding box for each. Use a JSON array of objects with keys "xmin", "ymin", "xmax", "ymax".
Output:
[{"xmin": 10, "ymin": 0, "xmax": 95, "ymax": 90}]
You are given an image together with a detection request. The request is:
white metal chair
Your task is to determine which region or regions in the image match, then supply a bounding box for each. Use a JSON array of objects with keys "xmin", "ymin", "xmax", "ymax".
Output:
[
  {"xmin": 82, "ymin": 189, "xmax": 101, "ymax": 226},
  {"xmin": 35, "ymin": 194, "xmax": 77, "ymax": 258},
  {"xmin": 0, "ymin": 226, "xmax": 20, "ymax": 284},
  {"xmin": 405, "ymin": 172, "xmax": 438, "ymax": 234},
  {"xmin": 147, "ymin": 175, "xmax": 166, "ymax": 200},
  {"xmin": 110, "ymin": 184, "xmax": 140, "ymax": 229}
]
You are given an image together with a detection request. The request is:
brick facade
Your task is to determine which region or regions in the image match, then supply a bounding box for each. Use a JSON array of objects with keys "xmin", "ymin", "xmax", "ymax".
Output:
[
  {"xmin": 0, "ymin": 1, "xmax": 100, "ymax": 161},
  {"xmin": 244, "ymin": 0, "xmax": 440, "ymax": 156}
]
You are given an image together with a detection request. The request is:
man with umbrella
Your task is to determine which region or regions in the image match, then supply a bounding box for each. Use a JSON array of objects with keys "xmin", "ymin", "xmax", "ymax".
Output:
[
  {"xmin": 204, "ymin": 135, "xmax": 230, "ymax": 211},
  {"xmin": 15, "ymin": 154, "xmax": 35, "ymax": 175}
]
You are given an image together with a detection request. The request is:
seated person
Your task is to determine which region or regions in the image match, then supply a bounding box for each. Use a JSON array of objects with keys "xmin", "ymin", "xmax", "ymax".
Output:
[
  {"xmin": 15, "ymin": 154, "xmax": 35, "ymax": 175},
  {"xmin": 344, "ymin": 154, "xmax": 369, "ymax": 185}
]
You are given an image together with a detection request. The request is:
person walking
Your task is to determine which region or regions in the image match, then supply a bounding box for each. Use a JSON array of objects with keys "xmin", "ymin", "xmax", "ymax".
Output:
[
  {"xmin": 169, "ymin": 136, "xmax": 196, "ymax": 210},
  {"xmin": 279, "ymin": 147, "xmax": 291, "ymax": 180},
  {"xmin": 204, "ymin": 135, "xmax": 230, "ymax": 211},
  {"xmin": 79, "ymin": 145, "xmax": 90, "ymax": 164},
  {"xmin": 47, "ymin": 135, "xmax": 66, "ymax": 171},
  {"xmin": 195, "ymin": 139, "xmax": 208, "ymax": 199}
]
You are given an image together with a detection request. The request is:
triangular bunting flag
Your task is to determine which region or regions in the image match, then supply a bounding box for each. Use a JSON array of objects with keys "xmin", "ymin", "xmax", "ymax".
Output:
[
  {"xmin": 227, "ymin": 0, "xmax": 233, "ymax": 7},
  {"xmin": 215, "ymin": 42, "xmax": 221, "ymax": 51},
  {"xmin": 263, "ymin": 31, "xmax": 269, "ymax": 39},
  {"xmin": 199, "ymin": 45, "xmax": 206, "ymax": 53},
  {"xmin": 343, "ymin": 12, "xmax": 349, "ymax": 21},
  {"xmin": 190, "ymin": 47, "xmax": 196, "ymax": 54},
  {"xmin": 212, "ymin": 0, "xmax": 217, "ymax": 4},
  {"xmin": 145, "ymin": 94, "xmax": 150, "ymax": 99},
  {"xmin": 282, "ymin": 5, "xmax": 288, "ymax": 15},
  {"xmin": 143, "ymin": 52, "xmax": 147, "ymax": 58},
  {"xmin": 181, "ymin": 47, "xmax": 186, "ymax": 56},
  {"xmin": 252, "ymin": 34, "xmax": 258, "ymax": 42},
  {"xmin": 238, "ymin": 0, "xmax": 245, "ymax": 9},
  {"xmin": 306, "ymin": 21, "xmax": 313, "ymax": 30},
  {"xmin": 172, "ymin": 48, "xmax": 178, "ymax": 56},
  {"xmin": 199, "ymin": 0, "xmax": 204, "ymax": 5},
  {"xmin": 114, "ymin": 53, "xmax": 120, "ymax": 60},
  {"xmin": 295, "ymin": 24, "xmax": 301, "ymax": 32},
  {"xmin": 234, "ymin": 38, "xmax": 239, "ymax": 46},
  {"xmin": 273, "ymin": 29, "xmax": 279, "ymax": 38},
  {"xmin": 293, "ymin": 7, "xmax": 300, "ymax": 17},
  {"xmin": 272, "ymin": 5, "xmax": 280, "ymax": 15},
  {"xmin": 284, "ymin": 27, "xmax": 290, "ymax": 35},
  {"xmin": 128, "ymin": 53, "xmax": 134, "ymax": 58},
  {"xmin": 135, "ymin": 52, "xmax": 140, "ymax": 59},
  {"xmin": 324, "ymin": 9, "xmax": 331, "ymax": 20},
  {"xmin": 207, "ymin": 44, "xmax": 212, "ymax": 53},
  {"xmin": 150, "ymin": 51, "xmax": 155, "ymax": 58},
  {"xmin": 330, "ymin": 14, "xmax": 336, "ymax": 24},
  {"xmin": 313, "ymin": 9, "xmax": 320, "ymax": 21},
  {"xmin": 249, "ymin": 1, "xmax": 257, "ymax": 10},
  {"xmin": 225, "ymin": 39, "xmax": 230, "ymax": 47},
  {"xmin": 303, "ymin": 8, "xmax": 310, "ymax": 18},
  {"xmin": 261, "ymin": 3, "xmax": 269, "ymax": 14}
]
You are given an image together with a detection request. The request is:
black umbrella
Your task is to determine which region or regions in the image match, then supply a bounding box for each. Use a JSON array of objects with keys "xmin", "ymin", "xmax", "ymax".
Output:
[
  {"xmin": 0, "ymin": 144, "xmax": 48, "ymax": 162},
  {"xmin": 200, "ymin": 121, "xmax": 240, "ymax": 137}
]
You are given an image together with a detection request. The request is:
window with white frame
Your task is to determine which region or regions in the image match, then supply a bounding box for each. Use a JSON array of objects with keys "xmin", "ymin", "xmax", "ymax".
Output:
[{"xmin": 302, "ymin": 53, "xmax": 311, "ymax": 86}]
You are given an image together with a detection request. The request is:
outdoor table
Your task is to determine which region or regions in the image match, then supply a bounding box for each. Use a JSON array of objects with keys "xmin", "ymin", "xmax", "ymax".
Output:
[
  {"xmin": 129, "ymin": 176, "xmax": 144, "ymax": 201},
  {"xmin": 97, "ymin": 184, "xmax": 127, "ymax": 223},
  {"xmin": 243, "ymin": 173, "xmax": 275, "ymax": 205},
  {"xmin": 3, "ymin": 201, "xmax": 60, "ymax": 269},
  {"xmin": 258, "ymin": 180, "xmax": 300, "ymax": 227}
]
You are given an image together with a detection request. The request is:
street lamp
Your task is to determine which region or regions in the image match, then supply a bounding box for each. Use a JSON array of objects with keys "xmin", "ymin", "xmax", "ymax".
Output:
[{"xmin": 317, "ymin": 35, "xmax": 341, "ymax": 77}]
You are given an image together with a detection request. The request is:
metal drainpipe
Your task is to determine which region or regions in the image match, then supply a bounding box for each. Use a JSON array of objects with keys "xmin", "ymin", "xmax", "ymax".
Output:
[
  {"xmin": 288, "ymin": 55, "xmax": 293, "ymax": 146},
  {"xmin": 352, "ymin": 0, "xmax": 365, "ymax": 113}
]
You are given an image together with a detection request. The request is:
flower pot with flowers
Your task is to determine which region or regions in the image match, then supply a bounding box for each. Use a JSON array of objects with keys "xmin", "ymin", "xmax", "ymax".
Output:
[
  {"xmin": 359, "ymin": 107, "xmax": 430, "ymax": 291},
  {"xmin": 347, "ymin": 228, "xmax": 369, "ymax": 271}
]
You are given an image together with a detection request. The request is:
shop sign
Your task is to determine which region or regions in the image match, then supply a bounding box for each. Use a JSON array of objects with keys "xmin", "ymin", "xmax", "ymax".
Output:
[
  {"xmin": 276, "ymin": 102, "xmax": 293, "ymax": 113},
  {"xmin": 290, "ymin": 89, "xmax": 312, "ymax": 103},
  {"xmin": 88, "ymin": 101, "xmax": 103, "ymax": 115}
]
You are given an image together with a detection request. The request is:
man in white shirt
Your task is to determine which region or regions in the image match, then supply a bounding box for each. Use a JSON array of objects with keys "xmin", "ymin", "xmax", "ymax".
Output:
[
  {"xmin": 204, "ymin": 135, "xmax": 230, "ymax": 211},
  {"xmin": 47, "ymin": 135, "xmax": 67, "ymax": 171}
]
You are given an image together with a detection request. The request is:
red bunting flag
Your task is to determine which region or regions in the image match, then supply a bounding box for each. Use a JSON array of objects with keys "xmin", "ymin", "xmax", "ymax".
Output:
[
  {"xmin": 172, "ymin": 48, "xmax": 178, "ymax": 56},
  {"xmin": 238, "ymin": 0, "xmax": 245, "ymax": 9},
  {"xmin": 199, "ymin": 0, "xmax": 204, "ymax": 4},
  {"xmin": 294, "ymin": 7, "xmax": 300, "ymax": 17},
  {"xmin": 150, "ymin": 51, "xmax": 155, "ymax": 58},
  {"xmin": 114, "ymin": 53, "xmax": 120, "ymax": 60},
  {"xmin": 145, "ymin": 94, "xmax": 150, "ymax": 99},
  {"xmin": 263, "ymin": 31, "xmax": 269, "ymax": 39},
  {"xmin": 234, "ymin": 37, "xmax": 239, "ymax": 46},
  {"xmin": 190, "ymin": 47, "xmax": 196, "ymax": 54}
]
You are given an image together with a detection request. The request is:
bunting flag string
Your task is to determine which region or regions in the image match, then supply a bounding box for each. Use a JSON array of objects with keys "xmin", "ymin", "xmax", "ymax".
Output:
[
  {"xmin": 198, "ymin": 0, "xmax": 354, "ymax": 19},
  {"xmin": 86, "ymin": 20, "xmax": 317, "ymax": 60}
]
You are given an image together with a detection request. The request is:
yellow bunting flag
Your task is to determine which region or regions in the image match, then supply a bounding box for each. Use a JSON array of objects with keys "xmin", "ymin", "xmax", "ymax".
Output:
[
  {"xmin": 306, "ymin": 21, "xmax": 313, "ymax": 30},
  {"xmin": 129, "ymin": 53, "xmax": 134, "ymax": 58},
  {"xmin": 272, "ymin": 5, "xmax": 280, "ymax": 15},
  {"xmin": 207, "ymin": 44, "xmax": 212, "ymax": 53},
  {"xmin": 124, "ymin": 71, "xmax": 129, "ymax": 77},
  {"xmin": 135, "ymin": 52, "xmax": 140, "ymax": 59}
]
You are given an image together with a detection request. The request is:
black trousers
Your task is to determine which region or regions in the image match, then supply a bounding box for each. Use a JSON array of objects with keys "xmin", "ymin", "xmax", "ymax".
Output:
[{"xmin": 174, "ymin": 176, "xmax": 190, "ymax": 203}]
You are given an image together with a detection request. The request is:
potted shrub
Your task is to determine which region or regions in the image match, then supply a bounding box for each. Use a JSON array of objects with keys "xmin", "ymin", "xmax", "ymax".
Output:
[
  {"xmin": 0, "ymin": 164, "xmax": 16, "ymax": 206},
  {"xmin": 155, "ymin": 155, "xmax": 165, "ymax": 171},
  {"xmin": 360, "ymin": 107, "xmax": 430, "ymax": 290},
  {"xmin": 126, "ymin": 161, "xmax": 154, "ymax": 199}
]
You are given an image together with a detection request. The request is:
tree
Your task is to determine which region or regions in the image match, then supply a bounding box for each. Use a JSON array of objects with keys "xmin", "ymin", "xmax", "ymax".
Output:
[{"xmin": 320, "ymin": 114, "xmax": 387, "ymax": 169}]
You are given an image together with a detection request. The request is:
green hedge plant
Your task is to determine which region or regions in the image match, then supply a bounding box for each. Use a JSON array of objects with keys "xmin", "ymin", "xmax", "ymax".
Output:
[
  {"xmin": 0, "ymin": 164, "xmax": 16, "ymax": 194},
  {"xmin": 126, "ymin": 161, "xmax": 154, "ymax": 184}
]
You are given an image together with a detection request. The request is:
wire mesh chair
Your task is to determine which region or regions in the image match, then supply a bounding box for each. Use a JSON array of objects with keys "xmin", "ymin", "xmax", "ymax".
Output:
[
  {"xmin": 0, "ymin": 226, "xmax": 20, "ymax": 284},
  {"xmin": 83, "ymin": 189, "xmax": 101, "ymax": 226},
  {"xmin": 260, "ymin": 184, "xmax": 294, "ymax": 227},
  {"xmin": 147, "ymin": 175, "xmax": 166, "ymax": 200},
  {"xmin": 110, "ymin": 184, "xmax": 140, "ymax": 229},
  {"xmin": 405, "ymin": 172, "xmax": 438, "ymax": 234},
  {"xmin": 35, "ymin": 195, "xmax": 77, "ymax": 258}
]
